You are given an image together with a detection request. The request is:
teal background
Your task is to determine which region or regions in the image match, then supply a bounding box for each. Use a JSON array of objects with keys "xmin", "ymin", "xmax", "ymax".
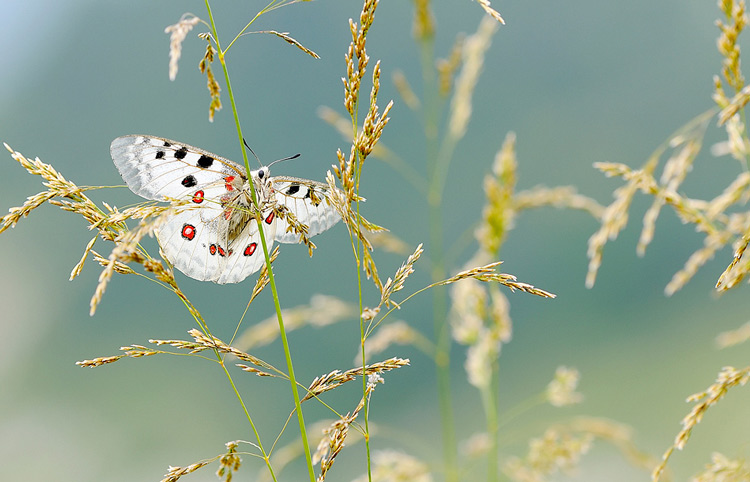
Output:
[{"xmin": 1, "ymin": 1, "xmax": 749, "ymax": 481}]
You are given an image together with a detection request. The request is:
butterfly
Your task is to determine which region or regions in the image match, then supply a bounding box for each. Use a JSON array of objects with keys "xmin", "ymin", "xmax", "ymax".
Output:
[{"xmin": 110, "ymin": 134, "xmax": 341, "ymax": 284}]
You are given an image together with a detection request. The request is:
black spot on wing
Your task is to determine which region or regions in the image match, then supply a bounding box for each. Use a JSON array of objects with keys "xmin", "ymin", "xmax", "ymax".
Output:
[
  {"xmin": 175, "ymin": 146, "xmax": 188, "ymax": 160},
  {"xmin": 182, "ymin": 175, "xmax": 197, "ymax": 187},
  {"xmin": 197, "ymin": 154, "xmax": 214, "ymax": 168},
  {"xmin": 155, "ymin": 150, "xmax": 165, "ymax": 159},
  {"xmin": 163, "ymin": 141, "xmax": 171, "ymax": 147},
  {"xmin": 286, "ymin": 183, "xmax": 300, "ymax": 195}
]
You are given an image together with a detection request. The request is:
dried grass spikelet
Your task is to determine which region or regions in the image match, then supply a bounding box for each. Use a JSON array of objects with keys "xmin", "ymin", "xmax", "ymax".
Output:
[
  {"xmin": 343, "ymin": 0, "xmax": 379, "ymax": 117},
  {"xmin": 448, "ymin": 15, "xmax": 498, "ymax": 140},
  {"xmin": 314, "ymin": 374, "xmax": 383, "ymax": 481},
  {"xmin": 476, "ymin": 132, "xmax": 517, "ymax": 256},
  {"xmin": 380, "ymin": 243, "xmax": 423, "ymax": 308},
  {"xmin": 392, "ymin": 70, "xmax": 420, "ymax": 110},
  {"xmin": 412, "ymin": 0, "xmax": 434, "ymax": 40},
  {"xmin": 436, "ymin": 34, "xmax": 465, "ymax": 97},
  {"xmin": 258, "ymin": 30, "xmax": 320, "ymax": 59},
  {"xmin": 160, "ymin": 461, "xmax": 212, "ymax": 482},
  {"xmin": 76, "ymin": 344, "xmax": 159, "ymax": 367},
  {"xmin": 164, "ymin": 14, "xmax": 202, "ymax": 81},
  {"xmin": 357, "ymin": 320, "xmax": 430, "ymax": 364},
  {"xmin": 716, "ymin": 320, "xmax": 750, "ymax": 348},
  {"xmin": 546, "ymin": 366, "xmax": 583, "ymax": 407},
  {"xmin": 235, "ymin": 294, "xmax": 357, "ymax": 351},
  {"xmin": 691, "ymin": 452, "xmax": 750, "ymax": 481},
  {"xmin": 216, "ymin": 441, "xmax": 242, "ymax": 482},
  {"xmin": 652, "ymin": 365, "xmax": 750, "ymax": 482},
  {"xmin": 438, "ymin": 261, "xmax": 556, "ymax": 298},
  {"xmin": 513, "ymin": 185, "xmax": 605, "ymax": 219},
  {"xmin": 303, "ymin": 357, "xmax": 409, "ymax": 401},
  {"xmin": 566, "ymin": 417, "xmax": 660, "ymax": 473},
  {"xmin": 351, "ymin": 450, "xmax": 433, "ymax": 482},
  {"xmin": 475, "ymin": 0, "xmax": 505, "ymax": 24},
  {"xmin": 197, "ymin": 32, "xmax": 222, "ymax": 122},
  {"xmin": 503, "ymin": 428, "xmax": 593, "ymax": 482},
  {"xmin": 716, "ymin": 0, "xmax": 748, "ymax": 93}
]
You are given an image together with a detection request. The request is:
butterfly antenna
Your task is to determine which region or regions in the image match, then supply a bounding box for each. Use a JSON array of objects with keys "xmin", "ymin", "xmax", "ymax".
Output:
[
  {"xmin": 267, "ymin": 153, "xmax": 301, "ymax": 168},
  {"xmin": 242, "ymin": 137, "xmax": 263, "ymax": 167}
]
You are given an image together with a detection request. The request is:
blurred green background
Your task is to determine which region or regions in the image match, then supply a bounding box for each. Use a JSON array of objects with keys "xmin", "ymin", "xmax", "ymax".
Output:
[{"xmin": 1, "ymin": 1, "xmax": 749, "ymax": 481}]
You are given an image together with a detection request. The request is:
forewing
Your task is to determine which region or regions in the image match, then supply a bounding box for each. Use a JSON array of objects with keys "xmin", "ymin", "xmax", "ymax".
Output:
[
  {"xmin": 110, "ymin": 135, "xmax": 244, "ymax": 201},
  {"xmin": 271, "ymin": 176, "xmax": 342, "ymax": 244}
]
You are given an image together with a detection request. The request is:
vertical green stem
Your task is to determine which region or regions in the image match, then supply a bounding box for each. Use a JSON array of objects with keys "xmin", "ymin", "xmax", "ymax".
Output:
[
  {"xmin": 419, "ymin": 31, "xmax": 459, "ymax": 482},
  {"xmin": 204, "ymin": 3, "xmax": 315, "ymax": 481}
]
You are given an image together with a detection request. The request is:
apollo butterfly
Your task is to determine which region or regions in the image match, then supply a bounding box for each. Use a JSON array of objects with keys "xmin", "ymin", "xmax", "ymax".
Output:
[{"xmin": 110, "ymin": 135, "xmax": 341, "ymax": 283}]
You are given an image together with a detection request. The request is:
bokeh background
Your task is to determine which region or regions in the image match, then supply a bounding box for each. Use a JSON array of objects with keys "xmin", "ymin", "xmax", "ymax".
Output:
[{"xmin": 1, "ymin": 1, "xmax": 748, "ymax": 481}]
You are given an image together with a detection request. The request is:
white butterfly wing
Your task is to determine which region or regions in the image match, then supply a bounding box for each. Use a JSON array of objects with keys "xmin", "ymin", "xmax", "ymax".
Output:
[
  {"xmin": 271, "ymin": 177, "xmax": 342, "ymax": 244},
  {"xmin": 216, "ymin": 211, "xmax": 278, "ymax": 284},
  {"xmin": 111, "ymin": 135, "xmax": 244, "ymax": 201}
]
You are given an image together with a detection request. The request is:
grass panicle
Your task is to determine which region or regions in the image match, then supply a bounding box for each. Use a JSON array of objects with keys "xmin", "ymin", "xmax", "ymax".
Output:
[{"xmin": 652, "ymin": 366, "xmax": 750, "ymax": 481}]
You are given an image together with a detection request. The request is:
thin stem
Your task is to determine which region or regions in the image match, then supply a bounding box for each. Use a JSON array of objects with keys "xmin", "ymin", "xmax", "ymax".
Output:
[
  {"xmin": 204, "ymin": 2, "xmax": 314, "ymax": 481},
  {"xmin": 419, "ymin": 29, "xmax": 459, "ymax": 482}
]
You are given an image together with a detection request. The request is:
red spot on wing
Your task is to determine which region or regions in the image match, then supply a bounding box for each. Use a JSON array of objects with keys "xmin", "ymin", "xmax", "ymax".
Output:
[
  {"xmin": 181, "ymin": 224, "xmax": 196, "ymax": 241},
  {"xmin": 265, "ymin": 212, "xmax": 275, "ymax": 224},
  {"xmin": 217, "ymin": 245, "xmax": 227, "ymax": 257},
  {"xmin": 244, "ymin": 243, "xmax": 257, "ymax": 256},
  {"xmin": 209, "ymin": 244, "xmax": 217, "ymax": 255},
  {"xmin": 224, "ymin": 176, "xmax": 235, "ymax": 191},
  {"xmin": 192, "ymin": 190, "xmax": 204, "ymax": 203}
]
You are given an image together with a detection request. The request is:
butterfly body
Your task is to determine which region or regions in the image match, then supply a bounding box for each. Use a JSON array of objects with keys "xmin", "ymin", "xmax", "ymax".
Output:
[{"xmin": 110, "ymin": 135, "xmax": 341, "ymax": 284}]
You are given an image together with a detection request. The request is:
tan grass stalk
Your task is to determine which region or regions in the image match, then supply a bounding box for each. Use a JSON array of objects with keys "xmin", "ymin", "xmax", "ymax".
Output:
[
  {"xmin": 448, "ymin": 16, "xmax": 498, "ymax": 140},
  {"xmin": 161, "ymin": 461, "xmax": 212, "ymax": 482},
  {"xmin": 380, "ymin": 243, "xmax": 423, "ymax": 307},
  {"xmin": 303, "ymin": 357, "xmax": 409, "ymax": 401},
  {"xmin": 392, "ymin": 70, "xmax": 420, "ymax": 110},
  {"xmin": 715, "ymin": 320, "xmax": 750, "ymax": 348},
  {"xmin": 259, "ymin": 30, "xmax": 320, "ymax": 59},
  {"xmin": 356, "ymin": 320, "xmax": 431, "ymax": 364},
  {"xmin": 652, "ymin": 365, "xmax": 750, "ymax": 481},
  {"xmin": 514, "ymin": 185, "xmax": 604, "ymax": 219},
  {"xmin": 165, "ymin": 14, "xmax": 203, "ymax": 81},
  {"xmin": 315, "ymin": 375, "xmax": 382, "ymax": 481},
  {"xmin": 235, "ymin": 295, "xmax": 357, "ymax": 351},
  {"xmin": 504, "ymin": 428, "xmax": 593, "ymax": 481},
  {"xmin": 351, "ymin": 450, "xmax": 433, "ymax": 482},
  {"xmin": 716, "ymin": 0, "xmax": 748, "ymax": 93},
  {"xmin": 437, "ymin": 34, "xmax": 466, "ymax": 97},
  {"xmin": 412, "ymin": 0, "xmax": 434, "ymax": 40}
]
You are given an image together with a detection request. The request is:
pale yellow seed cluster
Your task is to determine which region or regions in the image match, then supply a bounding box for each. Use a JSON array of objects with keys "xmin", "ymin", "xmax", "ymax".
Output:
[
  {"xmin": 216, "ymin": 441, "xmax": 241, "ymax": 482},
  {"xmin": 357, "ymin": 320, "xmax": 424, "ymax": 364},
  {"xmin": 504, "ymin": 429, "xmax": 593, "ymax": 482},
  {"xmin": 235, "ymin": 294, "xmax": 357, "ymax": 351},
  {"xmin": 716, "ymin": 0, "xmax": 747, "ymax": 93},
  {"xmin": 652, "ymin": 365, "xmax": 750, "ymax": 481},
  {"xmin": 716, "ymin": 320, "xmax": 750, "ymax": 348},
  {"xmin": 164, "ymin": 14, "xmax": 202, "ymax": 81},
  {"xmin": 436, "ymin": 34, "xmax": 465, "ymax": 97},
  {"xmin": 314, "ymin": 376, "xmax": 382, "ymax": 481},
  {"xmin": 691, "ymin": 452, "xmax": 750, "ymax": 482},
  {"xmin": 476, "ymin": 132, "xmax": 517, "ymax": 255},
  {"xmin": 411, "ymin": 0, "xmax": 434, "ymax": 40},
  {"xmin": 352, "ymin": 450, "xmax": 433, "ymax": 482},
  {"xmin": 197, "ymin": 32, "xmax": 222, "ymax": 122},
  {"xmin": 545, "ymin": 366, "xmax": 584, "ymax": 407},
  {"xmin": 448, "ymin": 15, "xmax": 498, "ymax": 140}
]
